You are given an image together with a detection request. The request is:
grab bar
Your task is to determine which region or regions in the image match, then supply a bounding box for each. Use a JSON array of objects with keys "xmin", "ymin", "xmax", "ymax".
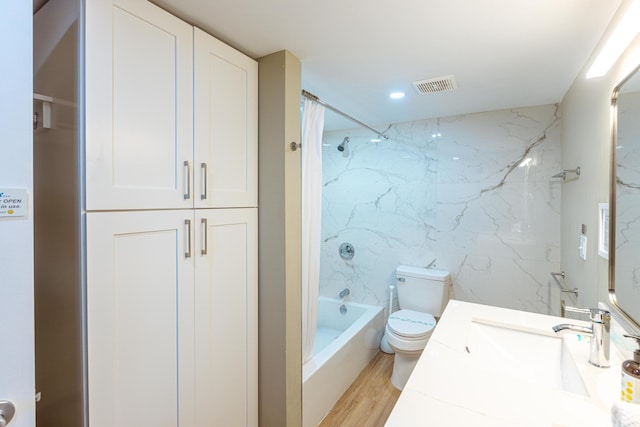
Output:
[
  {"xmin": 561, "ymin": 301, "xmax": 590, "ymax": 319},
  {"xmin": 550, "ymin": 271, "xmax": 578, "ymax": 298}
]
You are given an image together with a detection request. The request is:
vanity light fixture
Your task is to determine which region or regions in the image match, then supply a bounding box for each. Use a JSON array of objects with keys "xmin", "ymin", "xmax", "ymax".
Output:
[
  {"xmin": 370, "ymin": 138, "xmax": 382, "ymax": 142},
  {"xmin": 586, "ymin": 0, "xmax": 640, "ymax": 79}
]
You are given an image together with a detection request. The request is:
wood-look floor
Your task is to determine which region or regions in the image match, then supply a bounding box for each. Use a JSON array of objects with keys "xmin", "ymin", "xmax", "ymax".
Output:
[{"xmin": 318, "ymin": 351, "xmax": 401, "ymax": 427}]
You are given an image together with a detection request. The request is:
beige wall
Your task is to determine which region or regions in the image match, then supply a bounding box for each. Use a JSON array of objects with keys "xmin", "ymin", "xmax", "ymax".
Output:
[
  {"xmin": 561, "ymin": 0, "xmax": 640, "ymax": 312},
  {"xmin": 257, "ymin": 50, "xmax": 302, "ymax": 427}
]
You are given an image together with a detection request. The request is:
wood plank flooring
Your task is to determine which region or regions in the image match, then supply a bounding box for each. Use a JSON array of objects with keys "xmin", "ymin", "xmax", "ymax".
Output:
[{"xmin": 318, "ymin": 351, "xmax": 401, "ymax": 427}]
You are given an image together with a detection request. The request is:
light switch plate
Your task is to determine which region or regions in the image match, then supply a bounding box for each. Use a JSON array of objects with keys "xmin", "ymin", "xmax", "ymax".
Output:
[{"xmin": 579, "ymin": 235, "xmax": 587, "ymax": 260}]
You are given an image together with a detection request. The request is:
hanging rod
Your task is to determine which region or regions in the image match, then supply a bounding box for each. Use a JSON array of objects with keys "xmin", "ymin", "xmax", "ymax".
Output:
[{"xmin": 301, "ymin": 90, "xmax": 389, "ymax": 140}]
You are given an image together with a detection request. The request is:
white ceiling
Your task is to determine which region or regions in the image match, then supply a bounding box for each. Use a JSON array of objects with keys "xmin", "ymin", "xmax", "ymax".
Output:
[{"xmin": 44, "ymin": 0, "xmax": 625, "ymax": 131}]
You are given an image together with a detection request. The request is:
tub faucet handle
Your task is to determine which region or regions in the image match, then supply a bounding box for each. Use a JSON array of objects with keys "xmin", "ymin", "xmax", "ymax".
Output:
[{"xmin": 339, "ymin": 288, "xmax": 350, "ymax": 299}]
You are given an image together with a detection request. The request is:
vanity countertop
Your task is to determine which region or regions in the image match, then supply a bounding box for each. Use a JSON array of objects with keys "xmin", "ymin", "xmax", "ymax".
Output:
[{"xmin": 385, "ymin": 300, "xmax": 628, "ymax": 427}]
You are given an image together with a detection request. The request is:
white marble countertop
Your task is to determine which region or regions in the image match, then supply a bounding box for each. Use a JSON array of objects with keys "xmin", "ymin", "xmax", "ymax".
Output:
[{"xmin": 385, "ymin": 300, "xmax": 629, "ymax": 427}]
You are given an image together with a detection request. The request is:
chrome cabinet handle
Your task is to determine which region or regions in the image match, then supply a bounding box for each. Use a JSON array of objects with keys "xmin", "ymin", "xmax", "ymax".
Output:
[
  {"xmin": 184, "ymin": 160, "xmax": 191, "ymax": 200},
  {"xmin": 185, "ymin": 219, "xmax": 192, "ymax": 258},
  {"xmin": 201, "ymin": 218, "xmax": 208, "ymax": 255},
  {"xmin": 0, "ymin": 401, "xmax": 15, "ymax": 426},
  {"xmin": 201, "ymin": 162, "xmax": 207, "ymax": 200}
]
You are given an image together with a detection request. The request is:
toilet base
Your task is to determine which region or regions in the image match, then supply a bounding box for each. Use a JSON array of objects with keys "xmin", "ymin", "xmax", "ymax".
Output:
[
  {"xmin": 390, "ymin": 350, "xmax": 422, "ymax": 390},
  {"xmin": 380, "ymin": 335, "xmax": 394, "ymax": 354}
]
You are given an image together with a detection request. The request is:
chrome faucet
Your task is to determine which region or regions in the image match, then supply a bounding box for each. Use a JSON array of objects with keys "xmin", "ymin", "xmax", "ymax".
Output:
[
  {"xmin": 552, "ymin": 307, "xmax": 611, "ymax": 368},
  {"xmin": 339, "ymin": 288, "xmax": 350, "ymax": 299}
]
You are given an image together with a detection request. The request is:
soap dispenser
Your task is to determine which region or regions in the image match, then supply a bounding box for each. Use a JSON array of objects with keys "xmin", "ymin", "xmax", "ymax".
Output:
[{"xmin": 622, "ymin": 334, "xmax": 640, "ymax": 403}]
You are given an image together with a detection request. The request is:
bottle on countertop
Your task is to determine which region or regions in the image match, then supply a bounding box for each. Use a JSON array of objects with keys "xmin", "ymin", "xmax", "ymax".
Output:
[{"xmin": 621, "ymin": 334, "xmax": 640, "ymax": 403}]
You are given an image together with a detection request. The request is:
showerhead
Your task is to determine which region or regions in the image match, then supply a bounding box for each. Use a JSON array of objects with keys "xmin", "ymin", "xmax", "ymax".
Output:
[{"xmin": 337, "ymin": 137, "xmax": 350, "ymax": 152}]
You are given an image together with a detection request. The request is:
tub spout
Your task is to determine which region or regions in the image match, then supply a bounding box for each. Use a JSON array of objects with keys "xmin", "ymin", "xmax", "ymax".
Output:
[{"xmin": 339, "ymin": 288, "xmax": 350, "ymax": 299}]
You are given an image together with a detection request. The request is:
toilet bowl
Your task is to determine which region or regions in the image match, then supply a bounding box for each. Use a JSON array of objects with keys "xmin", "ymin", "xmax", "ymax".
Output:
[
  {"xmin": 383, "ymin": 266, "xmax": 450, "ymax": 390},
  {"xmin": 384, "ymin": 309, "xmax": 436, "ymax": 390}
]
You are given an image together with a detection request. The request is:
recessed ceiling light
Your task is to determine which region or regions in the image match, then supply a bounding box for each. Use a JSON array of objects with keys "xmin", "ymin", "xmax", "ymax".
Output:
[
  {"xmin": 452, "ymin": 157, "xmax": 460, "ymax": 161},
  {"xmin": 370, "ymin": 138, "xmax": 381, "ymax": 142},
  {"xmin": 389, "ymin": 92, "xmax": 405, "ymax": 99}
]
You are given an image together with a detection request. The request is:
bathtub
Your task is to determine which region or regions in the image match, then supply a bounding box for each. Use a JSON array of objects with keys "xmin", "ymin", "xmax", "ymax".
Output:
[{"xmin": 302, "ymin": 297, "xmax": 384, "ymax": 427}]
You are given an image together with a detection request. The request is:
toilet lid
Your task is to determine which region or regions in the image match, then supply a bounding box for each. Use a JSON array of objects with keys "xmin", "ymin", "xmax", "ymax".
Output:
[{"xmin": 388, "ymin": 309, "xmax": 436, "ymax": 338}]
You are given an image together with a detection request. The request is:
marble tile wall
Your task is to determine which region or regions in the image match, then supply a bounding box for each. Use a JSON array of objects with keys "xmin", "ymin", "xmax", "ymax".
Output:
[{"xmin": 320, "ymin": 104, "xmax": 563, "ymax": 316}]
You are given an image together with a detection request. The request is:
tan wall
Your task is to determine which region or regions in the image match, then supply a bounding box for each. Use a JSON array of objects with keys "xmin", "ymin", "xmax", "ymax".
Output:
[
  {"xmin": 257, "ymin": 50, "xmax": 302, "ymax": 427},
  {"xmin": 561, "ymin": 0, "xmax": 640, "ymax": 311}
]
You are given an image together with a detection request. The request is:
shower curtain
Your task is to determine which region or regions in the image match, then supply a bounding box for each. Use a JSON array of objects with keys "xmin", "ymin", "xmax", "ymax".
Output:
[{"xmin": 302, "ymin": 98, "xmax": 325, "ymax": 364}]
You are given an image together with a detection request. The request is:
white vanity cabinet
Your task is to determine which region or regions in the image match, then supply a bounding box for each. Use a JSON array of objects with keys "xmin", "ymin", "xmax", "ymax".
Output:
[
  {"xmin": 85, "ymin": 0, "xmax": 258, "ymax": 211},
  {"xmin": 194, "ymin": 28, "xmax": 258, "ymax": 208},
  {"xmin": 87, "ymin": 208, "xmax": 258, "ymax": 427},
  {"xmin": 83, "ymin": 1, "xmax": 258, "ymax": 426},
  {"xmin": 85, "ymin": 0, "xmax": 194, "ymax": 211},
  {"xmin": 86, "ymin": 210, "xmax": 196, "ymax": 427},
  {"xmin": 194, "ymin": 208, "xmax": 258, "ymax": 426},
  {"xmin": 35, "ymin": 0, "xmax": 258, "ymax": 425}
]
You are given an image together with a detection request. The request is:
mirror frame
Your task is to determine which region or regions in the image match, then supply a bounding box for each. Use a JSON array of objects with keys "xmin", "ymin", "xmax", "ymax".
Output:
[{"xmin": 608, "ymin": 64, "xmax": 640, "ymax": 333}]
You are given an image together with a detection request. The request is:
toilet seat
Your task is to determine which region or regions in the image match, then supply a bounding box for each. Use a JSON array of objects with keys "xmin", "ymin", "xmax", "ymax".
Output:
[
  {"xmin": 387, "ymin": 309, "xmax": 436, "ymax": 339},
  {"xmin": 384, "ymin": 309, "xmax": 436, "ymax": 354}
]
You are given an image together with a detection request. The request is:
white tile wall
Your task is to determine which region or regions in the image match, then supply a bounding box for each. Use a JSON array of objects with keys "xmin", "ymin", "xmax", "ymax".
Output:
[{"xmin": 320, "ymin": 104, "xmax": 562, "ymax": 316}]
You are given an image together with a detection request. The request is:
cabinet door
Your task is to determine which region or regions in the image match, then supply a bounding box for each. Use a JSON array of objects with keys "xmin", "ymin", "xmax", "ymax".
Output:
[
  {"xmin": 85, "ymin": 0, "xmax": 193, "ymax": 210},
  {"xmin": 194, "ymin": 208, "xmax": 258, "ymax": 426},
  {"xmin": 87, "ymin": 210, "xmax": 195, "ymax": 427},
  {"xmin": 194, "ymin": 28, "xmax": 258, "ymax": 208}
]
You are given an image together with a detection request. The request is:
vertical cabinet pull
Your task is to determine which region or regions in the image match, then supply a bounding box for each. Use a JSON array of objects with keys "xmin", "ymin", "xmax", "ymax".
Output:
[
  {"xmin": 201, "ymin": 218, "xmax": 208, "ymax": 255},
  {"xmin": 201, "ymin": 162, "xmax": 208, "ymax": 200},
  {"xmin": 184, "ymin": 160, "xmax": 191, "ymax": 200},
  {"xmin": 185, "ymin": 219, "xmax": 192, "ymax": 258}
]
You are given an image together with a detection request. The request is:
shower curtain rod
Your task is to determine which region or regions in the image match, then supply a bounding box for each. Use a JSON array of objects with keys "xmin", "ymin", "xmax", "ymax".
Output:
[{"xmin": 302, "ymin": 90, "xmax": 389, "ymax": 140}]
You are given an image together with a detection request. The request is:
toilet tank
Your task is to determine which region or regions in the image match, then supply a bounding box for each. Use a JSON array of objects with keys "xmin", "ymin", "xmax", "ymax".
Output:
[{"xmin": 396, "ymin": 266, "xmax": 450, "ymax": 317}]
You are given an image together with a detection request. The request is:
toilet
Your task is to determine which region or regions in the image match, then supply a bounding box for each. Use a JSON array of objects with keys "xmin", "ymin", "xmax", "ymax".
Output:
[{"xmin": 383, "ymin": 265, "xmax": 450, "ymax": 390}]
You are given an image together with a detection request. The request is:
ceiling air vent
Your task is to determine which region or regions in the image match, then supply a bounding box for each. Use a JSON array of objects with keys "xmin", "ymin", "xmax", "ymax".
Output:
[{"xmin": 412, "ymin": 75, "xmax": 458, "ymax": 94}]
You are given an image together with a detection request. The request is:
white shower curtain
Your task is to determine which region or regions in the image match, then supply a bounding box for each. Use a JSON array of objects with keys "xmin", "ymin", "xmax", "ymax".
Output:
[{"xmin": 302, "ymin": 98, "xmax": 325, "ymax": 364}]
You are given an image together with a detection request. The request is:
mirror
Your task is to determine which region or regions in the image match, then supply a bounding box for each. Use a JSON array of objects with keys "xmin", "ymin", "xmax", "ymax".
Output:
[{"xmin": 610, "ymin": 64, "xmax": 640, "ymax": 328}]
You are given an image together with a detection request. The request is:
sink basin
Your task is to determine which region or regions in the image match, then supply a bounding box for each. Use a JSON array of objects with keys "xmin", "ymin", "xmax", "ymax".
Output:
[{"xmin": 466, "ymin": 318, "xmax": 589, "ymax": 397}]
